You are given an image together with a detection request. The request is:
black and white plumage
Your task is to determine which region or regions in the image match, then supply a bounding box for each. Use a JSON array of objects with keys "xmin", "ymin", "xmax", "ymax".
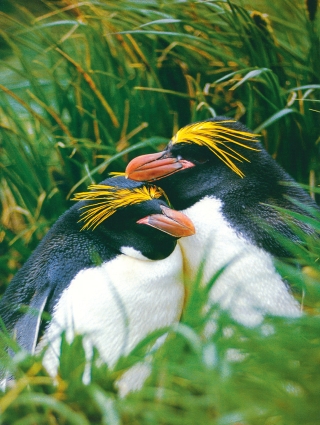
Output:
[
  {"xmin": 0, "ymin": 176, "xmax": 194, "ymax": 393},
  {"xmin": 126, "ymin": 117, "xmax": 319, "ymax": 326}
]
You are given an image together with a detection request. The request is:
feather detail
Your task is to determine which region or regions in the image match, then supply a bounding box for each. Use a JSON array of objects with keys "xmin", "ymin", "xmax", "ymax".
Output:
[
  {"xmin": 108, "ymin": 171, "xmax": 126, "ymax": 177},
  {"xmin": 72, "ymin": 184, "xmax": 169, "ymax": 230},
  {"xmin": 171, "ymin": 120, "xmax": 260, "ymax": 177}
]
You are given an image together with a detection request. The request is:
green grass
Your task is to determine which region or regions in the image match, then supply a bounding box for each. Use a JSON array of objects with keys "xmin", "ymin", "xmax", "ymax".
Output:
[
  {"xmin": 0, "ymin": 0, "xmax": 319, "ymax": 286},
  {"xmin": 0, "ymin": 1, "xmax": 320, "ymax": 423}
]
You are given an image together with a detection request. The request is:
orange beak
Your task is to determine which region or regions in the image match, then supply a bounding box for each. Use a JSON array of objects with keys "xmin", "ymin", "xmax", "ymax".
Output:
[
  {"xmin": 137, "ymin": 205, "xmax": 195, "ymax": 238},
  {"xmin": 125, "ymin": 151, "xmax": 194, "ymax": 181}
]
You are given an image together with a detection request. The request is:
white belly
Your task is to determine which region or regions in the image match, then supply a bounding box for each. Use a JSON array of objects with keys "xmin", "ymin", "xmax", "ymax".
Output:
[
  {"xmin": 39, "ymin": 245, "xmax": 184, "ymax": 386},
  {"xmin": 178, "ymin": 197, "xmax": 301, "ymax": 327}
]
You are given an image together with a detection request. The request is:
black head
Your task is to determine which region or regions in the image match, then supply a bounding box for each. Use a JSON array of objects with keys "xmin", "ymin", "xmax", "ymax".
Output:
[
  {"xmin": 73, "ymin": 176, "xmax": 195, "ymax": 260},
  {"xmin": 125, "ymin": 117, "xmax": 265, "ymax": 207}
]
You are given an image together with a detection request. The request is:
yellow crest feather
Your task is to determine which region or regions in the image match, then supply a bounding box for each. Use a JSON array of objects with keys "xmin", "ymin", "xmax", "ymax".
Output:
[
  {"xmin": 72, "ymin": 184, "xmax": 169, "ymax": 230},
  {"xmin": 171, "ymin": 120, "xmax": 260, "ymax": 177},
  {"xmin": 108, "ymin": 172, "xmax": 126, "ymax": 177}
]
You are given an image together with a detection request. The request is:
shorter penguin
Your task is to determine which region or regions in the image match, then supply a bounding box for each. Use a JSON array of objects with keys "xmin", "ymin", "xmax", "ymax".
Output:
[
  {"xmin": 126, "ymin": 117, "xmax": 319, "ymax": 326},
  {"xmin": 0, "ymin": 176, "xmax": 195, "ymax": 393}
]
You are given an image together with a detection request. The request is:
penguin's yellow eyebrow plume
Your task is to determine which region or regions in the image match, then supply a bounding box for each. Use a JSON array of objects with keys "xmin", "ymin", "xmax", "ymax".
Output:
[
  {"xmin": 171, "ymin": 120, "xmax": 260, "ymax": 178},
  {"xmin": 108, "ymin": 171, "xmax": 126, "ymax": 177},
  {"xmin": 73, "ymin": 184, "xmax": 169, "ymax": 230}
]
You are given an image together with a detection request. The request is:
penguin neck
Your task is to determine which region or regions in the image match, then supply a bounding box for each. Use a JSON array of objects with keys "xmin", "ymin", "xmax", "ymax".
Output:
[
  {"xmin": 100, "ymin": 225, "xmax": 176, "ymax": 261},
  {"xmin": 158, "ymin": 165, "xmax": 294, "ymax": 257},
  {"xmin": 158, "ymin": 165, "xmax": 239, "ymax": 211}
]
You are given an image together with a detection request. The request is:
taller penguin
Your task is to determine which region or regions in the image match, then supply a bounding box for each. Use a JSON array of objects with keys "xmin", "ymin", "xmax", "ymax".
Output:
[
  {"xmin": 126, "ymin": 117, "xmax": 319, "ymax": 326},
  {"xmin": 0, "ymin": 176, "xmax": 194, "ymax": 393}
]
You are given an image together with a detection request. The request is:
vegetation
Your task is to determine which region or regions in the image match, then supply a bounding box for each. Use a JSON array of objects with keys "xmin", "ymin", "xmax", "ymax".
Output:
[{"xmin": 0, "ymin": 1, "xmax": 319, "ymax": 424}]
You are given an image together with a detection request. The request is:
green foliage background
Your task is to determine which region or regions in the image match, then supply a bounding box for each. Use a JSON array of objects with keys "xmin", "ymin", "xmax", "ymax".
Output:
[{"xmin": 0, "ymin": 1, "xmax": 319, "ymax": 424}]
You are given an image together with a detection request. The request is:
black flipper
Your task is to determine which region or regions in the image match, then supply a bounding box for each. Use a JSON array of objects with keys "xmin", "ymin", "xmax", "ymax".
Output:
[{"xmin": 13, "ymin": 287, "xmax": 52, "ymax": 354}]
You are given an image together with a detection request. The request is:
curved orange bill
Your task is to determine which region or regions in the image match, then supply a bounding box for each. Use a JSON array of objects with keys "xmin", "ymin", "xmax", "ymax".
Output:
[
  {"xmin": 125, "ymin": 151, "xmax": 194, "ymax": 181},
  {"xmin": 137, "ymin": 205, "xmax": 195, "ymax": 238}
]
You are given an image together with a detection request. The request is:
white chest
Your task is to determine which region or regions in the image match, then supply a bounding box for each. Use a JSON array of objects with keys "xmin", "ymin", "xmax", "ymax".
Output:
[
  {"xmin": 178, "ymin": 197, "xmax": 300, "ymax": 326},
  {"xmin": 40, "ymin": 245, "xmax": 184, "ymax": 376}
]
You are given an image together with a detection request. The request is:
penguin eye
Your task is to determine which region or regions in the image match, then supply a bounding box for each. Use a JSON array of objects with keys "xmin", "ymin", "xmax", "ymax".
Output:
[
  {"xmin": 179, "ymin": 149, "xmax": 208, "ymax": 165},
  {"xmin": 173, "ymin": 144, "xmax": 208, "ymax": 164},
  {"xmin": 194, "ymin": 156, "xmax": 209, "ymax": 164}
]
